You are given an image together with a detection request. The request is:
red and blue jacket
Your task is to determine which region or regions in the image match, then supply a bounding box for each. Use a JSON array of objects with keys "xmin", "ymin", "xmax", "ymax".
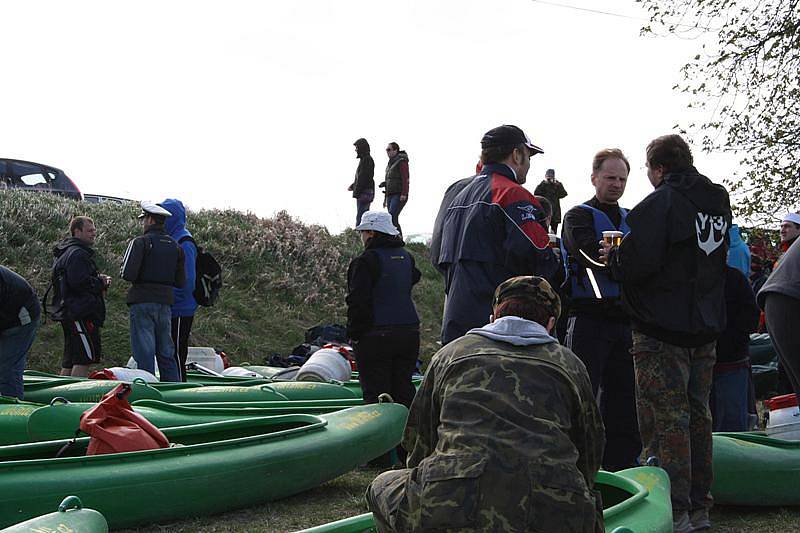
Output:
[{"xmin": 435, "ymin": 163, "xmax": 558, "ymax": 344}]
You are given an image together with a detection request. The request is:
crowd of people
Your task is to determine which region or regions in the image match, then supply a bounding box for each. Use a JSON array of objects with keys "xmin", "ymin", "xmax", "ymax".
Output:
[
  {"xmin": 0, "ymin": 198, "xmax": 200, "ymax": 397},
  {"xmin": 347, "ymin": 126, "xmax": 800, "ymax": 533}
]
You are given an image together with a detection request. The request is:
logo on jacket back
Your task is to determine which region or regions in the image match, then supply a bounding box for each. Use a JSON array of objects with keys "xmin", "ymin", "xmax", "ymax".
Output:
[
  {"xmin": 516, "ymin": 204, "xmax": 539, "ymax": 222},
  {"xmin": 695, "ymin": 213, "xmax": 728, "ymax": 256}
]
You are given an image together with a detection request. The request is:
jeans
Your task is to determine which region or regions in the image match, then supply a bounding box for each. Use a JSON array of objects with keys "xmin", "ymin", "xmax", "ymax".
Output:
[
  {"xmin": 386, "ymin": 194, "xmax": 405, "ymax": 235},
  {"xmin": 710, "ymin": 364, "xmax": 750, "ymax": 432},
  {"xmin": 130, "ymin": 303, "xmax": 180, "ymax": 382},
  {"xmin": 0, "ymin": 318, "xmax": 39, "ymax": 399},
  {"xmin": 356, "ymin": 190, "xmax": 374, "ymax": 226}
]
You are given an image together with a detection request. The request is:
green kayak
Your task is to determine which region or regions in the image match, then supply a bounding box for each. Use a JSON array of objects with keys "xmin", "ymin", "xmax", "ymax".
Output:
[
  {"xmin": 0, "ymin": 496, "xmax": 107, "ymax": 533},
  {"xmin": 712, "ymin": 431, "xmax": 800, "ymax": 506},
  {"xmin": 0, "ymin": 403, "xmax": 407, "ymax": 529},
  {"xmin": 296, "ymin": 466, "xmax": 672, "ymax": 532},
  {"xmin": 0, "ymin": 398, "xmax": 366, "ymax": 444}
]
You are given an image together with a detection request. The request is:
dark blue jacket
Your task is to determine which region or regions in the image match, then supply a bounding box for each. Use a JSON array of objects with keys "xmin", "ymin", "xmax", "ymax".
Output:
[
  {"xmin": 346, "ymin": 233, "xmax": 420, "ymax": 341},
  {"xmin": 51, "ymin": 237, "xmax": 106, "ymax": 325},
  {"xmin": 162, "ymin": 199, "xmax": 198, "ymax": 317},
  {"xmin": 434, "ymin": 163, "xmax": 558, "ymax": 344},
  {"xmin": 0, "ymin": 266, "xmax": 40, "ymax": 331}
]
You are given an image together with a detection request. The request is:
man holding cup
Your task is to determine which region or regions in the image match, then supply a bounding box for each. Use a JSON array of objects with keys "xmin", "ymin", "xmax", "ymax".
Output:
[{"xmin": 560, "ymin": 148, "xmax": 640, "ymax": 472}]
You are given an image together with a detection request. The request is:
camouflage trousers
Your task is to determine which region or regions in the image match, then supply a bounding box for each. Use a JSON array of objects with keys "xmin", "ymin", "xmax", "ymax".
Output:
[
  {"xmin": 631, "ymin": 331, "xmax": 716, "ymax": 514},
  {"xmin": 366, "ymin": 461, "xmax": 602, "ymax": 533}
]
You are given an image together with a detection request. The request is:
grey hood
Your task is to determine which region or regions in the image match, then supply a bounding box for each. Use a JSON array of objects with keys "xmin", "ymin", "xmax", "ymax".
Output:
[{"xmin": 468, "ymin": 316, "xmax": 557, "ymax": 346}]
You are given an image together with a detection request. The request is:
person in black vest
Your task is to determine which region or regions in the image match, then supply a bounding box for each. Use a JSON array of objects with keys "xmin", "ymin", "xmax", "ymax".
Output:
[
  {"xmin": 0, "ymin": 265, "xmax": 40, "ymax": 399},
  {"xmin": 561, "ymin": 148, "xmax": 641, "ymax": 472},
  {"xmin": 380, "ymin": 142, "xmax": 410, "ymax": 236},
  {"xmin": 347, "ymin": 210, "xmax": 421, "ymax": 412},
  {"xmin": 120, "ymin": 201, "xmax": 185, "ymax": 382},
  {"xmin": 51, "ymin": 216, "xmax": 110, "ymax": 377}
]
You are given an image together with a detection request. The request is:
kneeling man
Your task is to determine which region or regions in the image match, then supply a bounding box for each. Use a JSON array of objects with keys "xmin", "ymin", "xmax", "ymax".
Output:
[{"xmin": 367, "ymin": 276, "xmax": 605, "ymax": 533}]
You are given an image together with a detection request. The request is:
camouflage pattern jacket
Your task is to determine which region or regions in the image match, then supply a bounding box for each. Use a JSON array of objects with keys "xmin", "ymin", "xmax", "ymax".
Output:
[{"xmin": 403, "ymin": 330, "xmax": 605, "ymax": 532}]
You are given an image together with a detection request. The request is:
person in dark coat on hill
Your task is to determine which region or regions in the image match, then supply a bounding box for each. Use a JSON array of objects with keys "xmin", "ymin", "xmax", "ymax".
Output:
[
  {"xmin": 380, "ymin": 142, "xmax": 410, "ymax": 236},
  {"xmin": 711, "ymin": 266, "xmax": 760, "ymax": 431},
  {"xmin": 604, "ymin": 134, "xmax": 732, "ymax": 533},
  {"xmin": 348, "ymin": 138, "xmax": 375, "ymax": 227},
  {"xmin": 51, "ymin": 216, "xmax": 110, "ymax": 377},
  {"xmin": 0, "ymin": 265, "xmax": 40, "ymax": 399},
  {"xmin": 346, "ymin": 210, "xmax": 421, "ymax": 410},
  {"xmin": 534, "ymin": 168, "xmax": 568, "ymax": 233}
]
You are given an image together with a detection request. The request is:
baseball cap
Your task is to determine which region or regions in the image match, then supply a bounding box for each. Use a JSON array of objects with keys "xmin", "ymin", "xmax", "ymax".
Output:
[
  {"xmin": 493, "ymin": 276, "xmax": 561, "ymax": 320},
  {"xmin": 545, "ymin": 169, "xmax": 555, "ymax": 178},
  {"xmin": 355, "ymin": 210, "xmax": 399, "ymax": 236},
  {"xmin": 481, "ymin": 125, "xmax": 544, "ymax": 155},
  {"xmin": 137, "ymin": 201, "xmax": 172, "ymax": 219},
  {"xmin": 782, "ymin": 212, "xmax": 800, "ymax": 225}
]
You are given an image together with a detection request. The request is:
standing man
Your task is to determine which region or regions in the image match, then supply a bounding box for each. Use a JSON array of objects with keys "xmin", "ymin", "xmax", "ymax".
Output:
[
  {"xmin": 120, "ymin": 202, "xmax": 185, "ymax": 382},
  {"xmin": 434, "ymin": 125, "xmax": 559, "ymax": 344},
  {"xmin": 779, "ymin": 212, "xmax": 800, "ymax": 252},
  {"xmin": 162, "ymin": 199, "xmax": 197, "ymax": 382},
  {"xmin": 604, "ymin": 134, "xmax": 731, "ymax": 533},
  {"xmin": 561, "ymin": 148, "xmax": 641, "ymax": 471},
  {"xmin": 380, "ymin": 142, "xmax": 410, "ymax": 235},
  {"xmin": 535, "ymin": 168, "xmax": 568, "ymax": 234},
  {"xmin": 0, "ymin": 266, "xmax": 40, "ymax": 399},
  {"xmin": 367, "ymin": 276, "xmax": 604, "ymax": 532},
  {"xmin": 51, "ymin": 216, "xmax": 110, "ymax": 377},
  {"xmin": 348, "ymin": 138, "xmax": 375, "ymax": 227}
]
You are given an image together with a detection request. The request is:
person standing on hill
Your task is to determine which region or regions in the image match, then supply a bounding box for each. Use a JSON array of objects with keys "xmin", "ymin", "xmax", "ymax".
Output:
[
  {"xmin": 434, "ymin": 124, "xmax": 558, "ymax": 345},
  {"xmin": 0, "ymin": 265, "xmax": 40, "ymax": 399},
  {"xmin": 120, "ymin": 202, "xmax": 185, "ymax": 382},
  {"xmin": 604, "ymin": 134, "xmax": 731, "ymax": 533},
  {"xmin": 534, "ymin": 168, "xmax": 568, "ymax": 234},
  {"xmin": 347, "ymin": 210, "xmax": 421, "ymax": 410},
  {"xmin": 348, "ymin": 138, "xmax": 375, "ymax": 227},
  {"xmin": 561, "ymin": 148, "xmax": 640, "ymax": 472},
  {"xmin": 51, "ymin": 216, "xmax": 110, "ymax": 377},
  {"xmin": 161, "ymin": 199, "xmax": 197, "ymax": 382},
  {"xmin": 380, "ymin": 142, "xmax": 410, "ymax": 235}
]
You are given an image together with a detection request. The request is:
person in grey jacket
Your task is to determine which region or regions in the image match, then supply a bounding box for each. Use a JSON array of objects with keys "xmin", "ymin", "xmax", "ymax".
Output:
[
  {"xmin": 120, "ymin": 201, "xmax": 185, "ymax": 381},
  {"xmin": 758, "ymin": 238, "xmax": 800, "ymax": 401}
]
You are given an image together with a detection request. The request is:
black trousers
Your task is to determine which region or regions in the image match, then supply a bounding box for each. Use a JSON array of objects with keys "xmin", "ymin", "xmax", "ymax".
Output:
[
  {"xmin": 171, "ymin": 315, "xmax": 194, "ymax": 382},
  {"xmin": 565, "ymin": 314, "xmax": 642, "ymax": 471},
  {"xmin": 765, "ymin": 293, "xmax": 800, "ymax": 399},
  {"xmin": 355, "ymin": 328, "xmax": 419, "ymax": 409}
]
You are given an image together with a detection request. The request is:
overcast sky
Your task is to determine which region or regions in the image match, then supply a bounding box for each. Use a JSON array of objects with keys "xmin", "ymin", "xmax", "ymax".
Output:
[{"xmin": 2, "ymin": 1, "xmax": 738, "ymax": 235}]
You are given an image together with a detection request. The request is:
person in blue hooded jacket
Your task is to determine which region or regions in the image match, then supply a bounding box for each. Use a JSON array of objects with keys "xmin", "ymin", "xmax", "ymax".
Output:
[
  {"xmin": 726, "ymin": 224, "xmax": 751, "ymax": 278},
  {"xmin": 161, "ymin": 198, "xmax": 198, "ymax": 382}
]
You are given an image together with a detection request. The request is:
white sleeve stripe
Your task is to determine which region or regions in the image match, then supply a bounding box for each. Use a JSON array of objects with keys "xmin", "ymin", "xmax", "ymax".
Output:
[{"xmin": 120, "ymin": 240, "xmax": 135, "ymax": 276}]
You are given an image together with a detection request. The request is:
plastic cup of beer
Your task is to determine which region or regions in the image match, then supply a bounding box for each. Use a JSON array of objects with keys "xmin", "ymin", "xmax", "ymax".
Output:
[{"xmin": 603, "ymin": 230, "xmax": 623, "ymax": 247}]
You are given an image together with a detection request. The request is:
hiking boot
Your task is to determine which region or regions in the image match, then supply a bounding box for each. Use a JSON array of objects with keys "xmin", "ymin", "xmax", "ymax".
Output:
[
  {"xmin": 690, "ymin": 508, "xmax": 711, "ymax": 530},
  {"xmin": 673, "ymin": 511, "xmax": 693, "ymax": 533}
]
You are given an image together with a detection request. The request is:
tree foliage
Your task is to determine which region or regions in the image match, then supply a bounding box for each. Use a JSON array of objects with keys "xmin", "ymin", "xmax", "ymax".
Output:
[{"xmin": 637, "ymin": 0, "xmax": 800, "ymax": 224}]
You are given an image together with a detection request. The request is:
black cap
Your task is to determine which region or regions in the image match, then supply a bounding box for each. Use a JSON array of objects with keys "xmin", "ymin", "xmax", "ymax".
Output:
[
  {"xmin": 481, "ymin": 125, "xmax": 544, "ymax": 154},
  {"xmin": 545, "ymin": 168, "xmax": 555, "ymax": 177}
]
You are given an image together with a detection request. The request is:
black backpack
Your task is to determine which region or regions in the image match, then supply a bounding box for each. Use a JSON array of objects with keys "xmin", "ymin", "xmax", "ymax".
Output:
[{"xmin": 179, "ymin": 236, "xmax": 222, "ymax": 307}]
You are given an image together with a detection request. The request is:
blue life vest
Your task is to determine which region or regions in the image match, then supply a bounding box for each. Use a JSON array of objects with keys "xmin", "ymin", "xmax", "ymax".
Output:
[
  {"xmin": 561, "ymin": 204, "xmax": 630, "ymax": 300},
  {"xmin": 371, "ymin": 247, "xmax": 419, "ymax": 327},
  {"xmin": 138, "ymin": 233, "xmax": 181, "ymax": 285}
]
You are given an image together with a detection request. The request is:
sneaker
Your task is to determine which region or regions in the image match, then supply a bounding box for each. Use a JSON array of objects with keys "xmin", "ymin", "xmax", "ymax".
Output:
[
  {"xmin": 690, "ymin": 508, "xmax": 711, "ymax": 530},
  {"xmin": 673, "ymin": 511, "xmax": 693, "ymax": 533}
]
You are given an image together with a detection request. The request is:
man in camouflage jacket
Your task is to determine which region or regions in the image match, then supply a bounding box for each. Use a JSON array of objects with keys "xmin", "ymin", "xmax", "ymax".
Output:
[{"xmin": 367, "ymin": 276, "xmax": 605, "ymax": 533}]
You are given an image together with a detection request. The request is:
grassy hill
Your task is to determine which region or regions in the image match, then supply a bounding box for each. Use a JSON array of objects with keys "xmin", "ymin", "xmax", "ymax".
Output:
[{"xmin": 0, "ymin": 190, "xmax": 444, "ymax": 373}]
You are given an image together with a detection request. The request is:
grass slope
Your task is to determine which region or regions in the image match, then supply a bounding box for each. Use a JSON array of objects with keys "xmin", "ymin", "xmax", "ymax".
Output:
[{"xmin": 0, "ymin": 190, "xmax": 443, "ymax": 372}]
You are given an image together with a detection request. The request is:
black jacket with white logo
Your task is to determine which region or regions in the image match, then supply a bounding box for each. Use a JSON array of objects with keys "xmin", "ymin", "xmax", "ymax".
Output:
[{"xmin": 608, "ymin": 167, "xmax": 732, "ymax": 347}]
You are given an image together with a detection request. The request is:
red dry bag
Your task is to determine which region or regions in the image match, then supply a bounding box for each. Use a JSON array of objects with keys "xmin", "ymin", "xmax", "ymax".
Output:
[{"xmin": 79, "ymin": 383, "xmax": 170, "ymax": 455}]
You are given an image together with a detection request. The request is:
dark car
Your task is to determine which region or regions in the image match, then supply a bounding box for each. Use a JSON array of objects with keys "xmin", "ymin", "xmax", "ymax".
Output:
[{"xmin": 0, "ymin": 158, "xmax": 82, "ymax": 200}]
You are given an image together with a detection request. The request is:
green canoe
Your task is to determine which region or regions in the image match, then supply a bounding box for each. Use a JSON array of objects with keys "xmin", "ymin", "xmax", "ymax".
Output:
[
  {"xmin": 0, "ymin": 397, "xmax": 366, "ymax": 444},
  {"xmin": 296, "ymin": 466, "xmax": 672, "ymax": 533},
  {"xmin": 0, "ymin": 496, "xmax": 107, "ymax": 533},
  {"xmin": 0, "ymin": 403, "xmax": 407, "ymax": 529},
  {"xmin": 21, "ymin": 377, "xmax": 365, "ymax": 404},
  {"xmin": 712, "ymin": 431, "xmax": 800, "ymax": 506}
]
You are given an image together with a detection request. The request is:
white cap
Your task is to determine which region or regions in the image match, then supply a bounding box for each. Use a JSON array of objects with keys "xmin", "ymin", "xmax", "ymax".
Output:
[
  {"xmin": 355, "ymin": 210, "xmax": 399, "ymax": 236},
  {"xmin": 138, "ymin": 201, "xmax": 172, "ymax": 218},
  {"xmin": 782, "ymin": 212, "xmax": 800, "ymax": 225}
]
